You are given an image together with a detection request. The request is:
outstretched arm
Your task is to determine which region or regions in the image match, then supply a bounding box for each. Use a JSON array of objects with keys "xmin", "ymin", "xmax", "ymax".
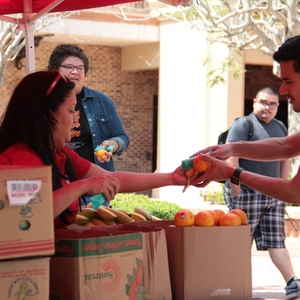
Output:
[
  {"xmin": 190, "ymin": 153, "xmax": 300, "ymax": 205},
  {"xmin": 193, "ymin": 132, "xmax": 300, "ymax": 162}
]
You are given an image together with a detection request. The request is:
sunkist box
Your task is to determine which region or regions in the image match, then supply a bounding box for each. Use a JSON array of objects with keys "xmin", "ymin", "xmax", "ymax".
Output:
[
  {"xmin": 0, "ymin": 257, "xmax": 50, "ymax": 300},
  {"xmin": 144, "ymin": 220, "xmax": 252, "ymax": 300},
  {"xmin": 50, "ymin": 223, "xmax": 172, "ymax": 300},
  {"xmin": 0, "ymin": 166, "xmax": 54, "ymax": 260}
]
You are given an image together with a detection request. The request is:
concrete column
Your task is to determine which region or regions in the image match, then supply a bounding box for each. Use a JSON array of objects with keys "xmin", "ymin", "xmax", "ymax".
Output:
[{"xmin": 152, "ymin": 21, "xmax": 210, "ymax": 202}]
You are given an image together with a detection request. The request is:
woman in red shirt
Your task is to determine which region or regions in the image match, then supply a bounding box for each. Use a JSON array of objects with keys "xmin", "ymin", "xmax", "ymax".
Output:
[{"xmin": 0, "ymin": 70, "xmax": 187, "ymax": 228}]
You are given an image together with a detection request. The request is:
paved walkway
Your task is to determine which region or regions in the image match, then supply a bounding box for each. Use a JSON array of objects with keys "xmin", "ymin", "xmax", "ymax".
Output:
[{"xmin": 168, "ymin": 196, "xmax": 300, "ymax": 300}]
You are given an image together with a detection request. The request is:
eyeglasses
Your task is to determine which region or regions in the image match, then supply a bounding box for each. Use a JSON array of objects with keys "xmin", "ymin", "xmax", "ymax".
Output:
[
  {"xmin": 257, "ymin": 100, "xmax": 279, "ymax": 110},
  {"xmin": 59, "ymin": 64, "xmax": 85, "ymax": 73},
  {"xmin": 46, "ymin": 70, "xmax": 68, "ymax": 96}
]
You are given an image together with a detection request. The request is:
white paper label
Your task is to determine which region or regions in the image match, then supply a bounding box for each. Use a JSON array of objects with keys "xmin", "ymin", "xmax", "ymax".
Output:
[{"xmin": 7, "ymin": 180, "xmax": 42, "ymax": 206}]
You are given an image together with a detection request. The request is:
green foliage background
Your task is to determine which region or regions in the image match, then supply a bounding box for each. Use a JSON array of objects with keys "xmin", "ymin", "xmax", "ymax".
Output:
[{"xmin": 111, "ymin": 193, "xmax": 181, "ymax": 220}]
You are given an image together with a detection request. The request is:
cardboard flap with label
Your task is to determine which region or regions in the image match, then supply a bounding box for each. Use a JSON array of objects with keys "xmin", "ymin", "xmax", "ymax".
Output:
[
  {"xmin": 50, "ymin": 223, "xmax": 172, "ymax": 300},
  {"xmin": 0, "ymin": 166, "xmax": 54, "ymax": 260}
]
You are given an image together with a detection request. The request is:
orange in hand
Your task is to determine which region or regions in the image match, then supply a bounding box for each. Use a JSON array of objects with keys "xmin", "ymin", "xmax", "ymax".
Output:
[
  {"xmin": 219, "ymin": 212, "xmax": 241, "ymax": 226},
  {"xmin": 194, "ymin": 211, "xmax": 215, "ymax": 227},
  {"xmin": 96, "ymin": 149, "xmax": 108, "ymax": 160},
  {"xmin": 230, "ymin": 208, "xmax": 248, "ymax": 225},
  {"xmin": 193, "ymin": 155, "xmax": 211, "ymax": 173},
  {"xmin": 174, "ymin": 209, "xmax": 195, "ymax": 227}
]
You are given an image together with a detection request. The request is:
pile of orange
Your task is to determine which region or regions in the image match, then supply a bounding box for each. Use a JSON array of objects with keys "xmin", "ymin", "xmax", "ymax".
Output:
[{"xmin": 173, "ymin": 208, "xmax": 247, "ymax": 227}]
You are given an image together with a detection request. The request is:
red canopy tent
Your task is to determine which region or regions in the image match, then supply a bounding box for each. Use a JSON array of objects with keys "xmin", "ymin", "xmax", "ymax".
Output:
[{"xmin": 0, "ymin": 0, "xmax": 141, "ymax": 73}]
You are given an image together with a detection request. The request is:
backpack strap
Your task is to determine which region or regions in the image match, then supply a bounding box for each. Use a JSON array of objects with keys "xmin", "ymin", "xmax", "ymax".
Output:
[
  {"xmin": 272, "ymin": 118, "xmax": 287, "ymax": 136},
  {"xmin": 245, "ymin": 114, "xmax": 254, "ymax": 140}
]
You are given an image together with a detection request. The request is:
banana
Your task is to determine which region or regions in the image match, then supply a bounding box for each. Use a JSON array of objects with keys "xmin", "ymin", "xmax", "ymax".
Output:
[
  {"xmin": 116, "ymin": 208, "xmax": 130, "ymax": 215},
  {"xmin": 86, "ymin": 203, "xmax": 94, "ymax": 209},
  {"xmin": 74, "ymin": 214, "xmax": 90, "ymax": 225},
  {"xmin": 151, "ymin": 215, "xmax": 162, "ymax": 221},
  {"xmin": 85, "ymin": 221, "xmax": 96, "ymax": 227},
  {"xmin": 134, "ymin": 206, "xmax": 152, "ymax": 220},
  {"xmin": 101, "ymin": 219, "xmax": 117, "ymax": 225},
  {"xmin": 104, "ymin": 206, "xmax": 135, "ymax": 223},
  {"xmin": 130, "ymin": 212, "xmax": 146, "ymax": 221},
  {"xmin": 96, "ymin": 206, "xmax": 117, "ymax": 220},
  {"xmin": 89, "ymin": 217, "xmax": 108, "ymax": 226},
  {"xmin": 78, "ymin": 207, "xmax": 97, "ymax": 219}
]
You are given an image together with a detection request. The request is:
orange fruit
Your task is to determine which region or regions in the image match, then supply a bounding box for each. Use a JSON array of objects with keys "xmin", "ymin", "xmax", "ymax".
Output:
[
  {"xmin": 174, "ymin": 209, "xmax": 195, "ymax": 227},
  {"xmin": 207, "ymin": 210, "xmax": 220, "ymax": 226},
  {"xmin": 193, "ymin": 155, "xmax": 211, "ymax": 173},
  {"xmin": 219, "ymin": 213, "xmax": 241, "ymax": 226},
  {"xmin": 230, "ymin": 208, "xmax": 248, "ymax": 225},
  {"xmin": 194, "ymin": 211, "xmax": 215, "ymax": 227},
  {"xmin": 96, "ymin": 149, "xmax": 108, "ymax": 159},
  {"xmin": 214, "ymin": 209, "xmax": 226, "ymax": 218}
]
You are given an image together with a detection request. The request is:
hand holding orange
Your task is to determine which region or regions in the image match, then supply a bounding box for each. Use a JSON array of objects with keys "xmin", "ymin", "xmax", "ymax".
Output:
[
  {"xmin": 96, "ymin": 149, "xmax": 109, "ymax": 160},
  {"xmin": 193, "ymin": 155, "xmax": 211, "ymax": 173}
]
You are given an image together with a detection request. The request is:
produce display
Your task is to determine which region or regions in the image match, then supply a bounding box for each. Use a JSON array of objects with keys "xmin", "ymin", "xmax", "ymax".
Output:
[
  {"xmin": 173, "ymin": 208, "xmax": 248, "ymax": 227},
  {"xmin": 73, "ymin": 205, "xmax": 161, "ymax": 226}
]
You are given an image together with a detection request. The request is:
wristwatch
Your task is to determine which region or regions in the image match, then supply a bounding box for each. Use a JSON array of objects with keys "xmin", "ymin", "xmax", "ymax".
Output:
[{"xmin": 230, "ymin": 167, "xmax": 244, "ymax": 185}]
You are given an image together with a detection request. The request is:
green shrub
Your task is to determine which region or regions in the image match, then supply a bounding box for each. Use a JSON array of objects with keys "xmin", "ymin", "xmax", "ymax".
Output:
[{"xmin": 111, "ymin": 193, "xmax": 181, "ymax": 220}]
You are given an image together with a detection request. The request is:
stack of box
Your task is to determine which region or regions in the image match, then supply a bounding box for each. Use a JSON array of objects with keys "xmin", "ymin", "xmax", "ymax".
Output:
[{"xmin": 0, "ymin": 166, "xmax": 55, "ymax": 300}]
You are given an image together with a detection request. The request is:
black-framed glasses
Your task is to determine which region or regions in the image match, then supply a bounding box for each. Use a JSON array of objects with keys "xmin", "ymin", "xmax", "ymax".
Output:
[
  {"xmin": 257, "ymin": 99, "xmax": 279, "ymax": 110},
  {"xmin": 46, "ymin": 70, "xmax": 68, "ymax": 96},
  {"xmin": 59, "ymin": 64, "xmax": 85, "ymax": 73}
]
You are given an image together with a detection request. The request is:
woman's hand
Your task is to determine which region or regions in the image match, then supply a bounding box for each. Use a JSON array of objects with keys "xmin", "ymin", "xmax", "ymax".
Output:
[
  {"xmin": 81, "ymin": 175, "xmax": 120, "ymax": 202},
  {"xmin": 173, "ymin": 165, "xmax": 197, "ymax": 186}
]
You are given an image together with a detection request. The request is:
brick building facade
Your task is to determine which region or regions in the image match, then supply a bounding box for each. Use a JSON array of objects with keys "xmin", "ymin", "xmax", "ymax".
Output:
[{"xmin": 0, "ymin": 41, "xmax": 158, "ymax": 181}]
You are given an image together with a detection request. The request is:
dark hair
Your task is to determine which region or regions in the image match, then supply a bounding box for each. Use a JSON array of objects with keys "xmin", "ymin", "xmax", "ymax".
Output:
[
  {"xmin": 0, "ymin": 71, "xmax": 76, "ymax": 192},
  {"xmin": 47, "ymin": 44, "xmax": 89, "ymax": 74},
  {"xmin": 256, "ymin": 87, "xmax": 279, "ymax": 99},
  {"xmin": 273, "ymin": 35, "xmax": 300, "ymax": 73}
]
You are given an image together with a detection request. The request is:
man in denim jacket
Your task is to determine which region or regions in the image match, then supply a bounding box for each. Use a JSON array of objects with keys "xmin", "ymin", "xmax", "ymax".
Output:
[{"xmin": 48, "ymin": 44, "xmax": 129, "ymax": 172}]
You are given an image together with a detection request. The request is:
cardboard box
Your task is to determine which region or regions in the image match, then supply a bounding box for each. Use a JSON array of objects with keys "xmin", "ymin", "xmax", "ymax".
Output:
[
  {"xmin": 0, "ymin": 166, "xmax": 54, "ymax": 260},
  {"xmin": 0, "ymin": 257, "xmax": 50, "ymax": 300},
  {"xmin": 144, "ymin": 220, "xmax": 252, "ymax": 300},
  {"xmin": 50, "ymin": 223, "xmax": 172, "ymax": 299}
]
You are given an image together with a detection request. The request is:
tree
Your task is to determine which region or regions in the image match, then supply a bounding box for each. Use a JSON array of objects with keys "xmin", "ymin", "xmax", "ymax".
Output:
[
  {"xmin": 168, "ymin": 0, "xmax": 300, "ymax": 176},
  {"xmin": 0, "ymin": 11, "xmax": 78, "ymax": 85}
]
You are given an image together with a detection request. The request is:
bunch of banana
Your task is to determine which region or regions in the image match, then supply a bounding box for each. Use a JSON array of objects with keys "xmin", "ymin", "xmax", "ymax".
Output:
[
  {"xmin": 104, "ymin": 206, "xmax": 135, "ymax": 224},
  {"xmin": 73, "ymin": 205, "xmax": 162, "ymax": 226}
]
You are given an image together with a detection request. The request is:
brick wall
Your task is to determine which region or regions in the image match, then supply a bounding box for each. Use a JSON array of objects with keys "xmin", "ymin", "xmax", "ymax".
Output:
[{"xmin": 0, "ymin": 41, "xmax": 158, "ymax": 182}]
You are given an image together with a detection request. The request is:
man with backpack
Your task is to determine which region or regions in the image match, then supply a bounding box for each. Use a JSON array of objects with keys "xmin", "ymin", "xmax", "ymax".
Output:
[{"xmin": 224, "ymin": 87, "xmax": 299, "ymax": 299}]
